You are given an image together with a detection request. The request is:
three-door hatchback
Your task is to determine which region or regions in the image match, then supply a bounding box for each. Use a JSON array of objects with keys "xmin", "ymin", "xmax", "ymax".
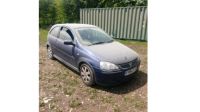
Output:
[{"xmin": 47, "ymin": 23, "xmax": 140, "ymax": 86}]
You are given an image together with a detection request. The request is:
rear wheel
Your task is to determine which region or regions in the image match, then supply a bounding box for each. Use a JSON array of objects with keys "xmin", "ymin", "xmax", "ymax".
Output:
[
  {"xmin": 47, "ymin": 46, "xmax": 54, "ymax": 59},
  {"xmin": 80, "ymin": 64, "xmax": 95, "ymax": 86}
]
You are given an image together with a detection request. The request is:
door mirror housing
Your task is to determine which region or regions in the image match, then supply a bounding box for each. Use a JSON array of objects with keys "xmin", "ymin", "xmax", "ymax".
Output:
[{"xmin": 64, "ymin": 40, "xmax": 74, "ymax": 45}]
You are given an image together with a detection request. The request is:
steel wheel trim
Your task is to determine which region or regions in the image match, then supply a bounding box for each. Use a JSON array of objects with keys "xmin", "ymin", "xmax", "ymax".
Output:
[
  {"xmin": 80, "ymin": 65, "xmax": 91, "ymax": 83},
  {"xmin": 47, "ymin": 47, "xmax": 52, "ymax": 58}
]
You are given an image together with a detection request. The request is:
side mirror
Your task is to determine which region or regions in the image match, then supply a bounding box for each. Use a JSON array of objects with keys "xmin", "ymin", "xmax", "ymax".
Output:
[{"xmin": 64, "ymin": 40, "xmax": 74, "ymax": 45}]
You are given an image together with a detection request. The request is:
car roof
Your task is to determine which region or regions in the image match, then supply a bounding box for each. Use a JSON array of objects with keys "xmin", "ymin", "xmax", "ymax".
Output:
[{"xmin": 53, "ymin": 23, "xmax": 96, "ymax": 29}]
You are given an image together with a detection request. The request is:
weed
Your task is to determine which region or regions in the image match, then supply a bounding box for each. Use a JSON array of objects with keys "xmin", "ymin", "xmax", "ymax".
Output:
[
  {"xmin": 124, "ymin": 95, "xmax": 146, "ymax": 110},
  {"xmin": 101, "ymin": 95, "xmax": 113, "ymax": 104},
  {"xmin": 63, "ymin": 86, "xmax": 75, "ymax": 96},
  {"xmin": 67, "ymin": 79, "xmax": 79, "ymax": 86},
  {"xmin": 69, "ymin": 97, "xmax": 81, "ymax": 108},
  {"xmin": 123, "ymin": 95, "xmax": 132, "ymax": 103},
  {"xmin": 39, "ymin": 28, "xmax": 48, "ymax": 44},
  {"xmin": 39, "ymin": 101, "xmax": 45, "ymax": 107},
  {"xmin": 86, "ymin": 88, "xmax": 98, "ymax": 99},
  {"xmin": 113, "ymin": 105, "xmax": 121, "ymax": 112},
  {"xmin": 133, "ymin": 100, "xmax": 147, "ymax": 110},
  {"xmin": 116, "ymin": 39, "xmax": 147, "ymax": 46}
]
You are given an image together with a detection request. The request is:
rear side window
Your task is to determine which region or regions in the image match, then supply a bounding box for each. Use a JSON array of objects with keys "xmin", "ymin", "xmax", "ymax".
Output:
[
  {"xmin": 59, "ymin": 27, "xmax": 73, "ymax": 41},
  {"xmin": 50, "ymin": 26, "xmax": 60, "ymax": 37}
]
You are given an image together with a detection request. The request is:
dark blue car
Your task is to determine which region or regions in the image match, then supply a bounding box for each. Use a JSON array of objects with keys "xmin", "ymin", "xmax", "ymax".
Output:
[{"xmin": 47, "ymin": 23, "xmax": 140, "ymax": 86}]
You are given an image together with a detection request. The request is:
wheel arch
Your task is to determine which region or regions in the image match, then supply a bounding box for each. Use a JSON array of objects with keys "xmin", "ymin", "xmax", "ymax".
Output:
[
  {"xmin": 77, "ymin": 57, "xmax": 99, "ymax": 71},
  {"xmin": 78, "ymin": 59, "xmax": 97, "ymax": 86},
  {"xmin": 46, "ymin": 42, "xmax": 50, "ymax": 48},
  {"xmin": 78, "ymin": 61, "xmax": 92, "ymax": 71}
]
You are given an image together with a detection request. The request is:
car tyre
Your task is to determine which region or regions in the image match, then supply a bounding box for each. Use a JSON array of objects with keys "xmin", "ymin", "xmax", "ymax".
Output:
[
  {"xmin": 80, "ymin": 63, "xmax": 95, "ymax": 86},
  {"xmin": 47, "ymin": 46, "xmax": 54, "ymax": 59}
]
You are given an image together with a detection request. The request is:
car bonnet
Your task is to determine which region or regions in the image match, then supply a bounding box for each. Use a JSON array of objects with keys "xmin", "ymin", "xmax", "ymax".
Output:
[{"xmin": 85, "ymin": 41, "xmax": 138, "ymax": 64}]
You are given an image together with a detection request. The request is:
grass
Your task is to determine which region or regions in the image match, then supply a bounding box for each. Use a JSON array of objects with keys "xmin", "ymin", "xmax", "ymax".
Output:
[
  {"xmin": 101, "ymin": 95, "xmax": 113, "ymax": 104},
  {"xmin": 62, "ymin": 76, "xmax": 79, "ymax": 96},
  {"xmin": 39, "ymin": 28, "xmax": 48, "ymax": 44},
  {"xmin": 39, "ymin": 101, "xmax": 45, "ymax": 107},
  {"xmin": 63, "ymin": 86, "xmax": 75, "ymax": 96},
  {"xmin": 113, "ymin": 105, "xmax": 121, "ymax": 112},
  {"xmin": 86, "ymin": 88, "xmax": 98, "ymax": 99},
  {"xmin": 123, "ymin": 95, "xmax": 147, "ymax": 110},
  {"xmin": 133, "ymin": 100, "xmax": 147, "ymax": 110},
  {"xmin": 69, "ymin": 97, "xmax": 82, "ymax": 108},
  {"xmin": 116, "ymin": 39, "xmax": 147, "ymax": 46}
]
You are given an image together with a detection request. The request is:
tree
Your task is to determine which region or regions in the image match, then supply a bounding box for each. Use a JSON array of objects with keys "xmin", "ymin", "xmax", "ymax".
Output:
[
  {"xmin": 39, "ymin": 0, "xmax": 147, "ymax": 28},
  {"xmin": 98, "ymin": 0, "xmax": 147, "ymax": 7},
  {"xmin": 39, "ymin": 0, "xmax": 56, "ymax": 27},
  {"xmin": 54, "ymin": 0, "xmax": 66, "ymax": 23}
]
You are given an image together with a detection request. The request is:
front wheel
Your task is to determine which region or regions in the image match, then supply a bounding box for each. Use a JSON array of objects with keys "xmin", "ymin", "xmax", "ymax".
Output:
[{"xmin": 80, "ymin": 64, "xmax": 95, "ymax": 86}]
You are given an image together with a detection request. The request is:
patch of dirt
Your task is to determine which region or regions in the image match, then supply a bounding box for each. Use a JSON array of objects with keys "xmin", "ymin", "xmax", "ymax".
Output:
[{"xmin": 39, "ymin": 43, "xmax": 147, "ymax": 112}]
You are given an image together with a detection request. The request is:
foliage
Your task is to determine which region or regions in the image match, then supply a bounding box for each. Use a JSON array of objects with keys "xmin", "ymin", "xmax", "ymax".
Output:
[
  {"xmin": 39, "ymin": 0, "xmax": 56, "ymax": 27},
  {"xmin": 54, "ymin": 0, "xmax": 66, "ymax": 23},
  {"xmin": 39, "ymin": 0, "xmax": 147, "ymax": 28},
  {"xmin": 39, "ymin": 28, "xmax": 48, "ymax": 43},
  {"xmin": 98, "ymin": 0, "xmax": 147, "ymax": 7}
]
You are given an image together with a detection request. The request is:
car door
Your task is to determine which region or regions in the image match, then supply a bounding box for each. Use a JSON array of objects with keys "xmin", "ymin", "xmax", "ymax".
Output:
[
  {"xmin": 56, "ymin": 27, "xmax": 76, "ymax": 66},
  {"xmin": 48, "ymin": 26, "xmax": 61, "ymax": 55}
]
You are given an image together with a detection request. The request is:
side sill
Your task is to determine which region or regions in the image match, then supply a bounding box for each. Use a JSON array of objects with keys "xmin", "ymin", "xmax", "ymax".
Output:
[{"xmin": 53, "ymin": 54, "xmax": 79, "ymax": 72}]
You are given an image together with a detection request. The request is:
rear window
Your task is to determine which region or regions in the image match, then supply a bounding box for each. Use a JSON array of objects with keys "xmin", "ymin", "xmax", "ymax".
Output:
[{"xmin": 50, "ymin": 26, "xmax": 60, "ymax": 37}]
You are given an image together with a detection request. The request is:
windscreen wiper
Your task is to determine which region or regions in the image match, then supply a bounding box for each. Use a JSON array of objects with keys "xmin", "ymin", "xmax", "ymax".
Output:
[
  {"xmin": 106, "ymin": 40, "xmax": 114, "ymax": 43},
  {"xmin": 89, "ymin": 41, "xmax": 106, "ymax": 46}
]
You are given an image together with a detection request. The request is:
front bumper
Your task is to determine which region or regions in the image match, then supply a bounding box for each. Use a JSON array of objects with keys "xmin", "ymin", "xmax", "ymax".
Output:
[{"xmin": 93, "ymin": 60, "xmax": 140, "ymax": 86}]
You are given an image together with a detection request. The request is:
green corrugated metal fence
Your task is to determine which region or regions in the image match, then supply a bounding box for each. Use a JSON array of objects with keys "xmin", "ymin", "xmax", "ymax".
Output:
[{"xmin": 80, "ymin": 7, "xmax": 148, "ymax": 41}]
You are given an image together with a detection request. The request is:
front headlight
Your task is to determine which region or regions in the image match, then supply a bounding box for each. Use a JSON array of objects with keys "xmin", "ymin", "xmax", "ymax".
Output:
[{"xmin": 100, "ymin": 61, "xmax": 119, "ymax": 71}]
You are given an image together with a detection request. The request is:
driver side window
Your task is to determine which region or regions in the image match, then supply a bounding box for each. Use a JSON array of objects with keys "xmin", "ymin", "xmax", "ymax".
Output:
[{"xmin": 59, "ymin": 27, "xmax": 73, "ymax": 41}]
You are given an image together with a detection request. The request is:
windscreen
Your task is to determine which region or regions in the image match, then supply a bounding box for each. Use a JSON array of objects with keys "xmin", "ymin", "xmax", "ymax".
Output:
[{"xmin": 76, "ymin": 27, "xmax": 113, "ymax": 46}]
